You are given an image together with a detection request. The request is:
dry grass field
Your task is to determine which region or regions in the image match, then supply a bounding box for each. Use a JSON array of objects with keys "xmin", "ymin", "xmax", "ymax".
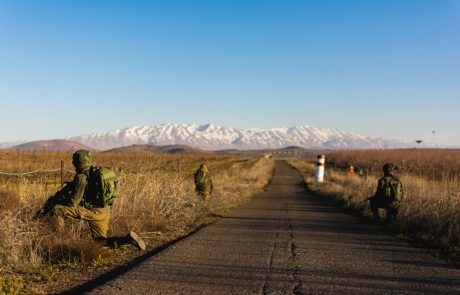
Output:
[
  {"xmin": 326, "ymin": 149, "xmax": 460, "ymax": 181},
  {"xmin": 0, "ymin": 151, "xmax": 275, "ymax": 294},
  {"xmin": 287, "ymin": 149, "xmax": 460, "ymax": 265}
]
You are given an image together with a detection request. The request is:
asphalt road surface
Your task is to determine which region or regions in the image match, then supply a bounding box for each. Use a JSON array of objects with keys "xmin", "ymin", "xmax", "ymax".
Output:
[{"xmin": 81, "ymin": 161, "xmax": 460, "ymax": 294}]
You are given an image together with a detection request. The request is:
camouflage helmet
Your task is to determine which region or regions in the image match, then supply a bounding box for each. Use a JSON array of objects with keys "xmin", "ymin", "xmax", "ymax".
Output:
[
  {"xmin": 72, "ymin": 149, "xmax": 92, "ymax": 169},
  {"xmin": 383, "ymin": 163, "xmax": 396, "ymax": 173}
]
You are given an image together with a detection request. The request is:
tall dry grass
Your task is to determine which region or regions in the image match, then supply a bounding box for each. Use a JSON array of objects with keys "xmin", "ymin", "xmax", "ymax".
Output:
[
  {"xmin": 326, "ymin": 149, "xmax": 460, "ymax": 181},
  {"xmin": 287, "ymin": 157, "xmax": 460, "ymax": 251},
  {"xmin": 0, "ymin": 151, "xmax": 274, "ymax": 292}
]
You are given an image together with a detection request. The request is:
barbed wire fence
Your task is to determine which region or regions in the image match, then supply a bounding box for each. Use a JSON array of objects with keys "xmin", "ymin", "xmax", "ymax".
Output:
[
  {"xmin": 0, "ymin": 160, "xmax": 75, "ymax": 186},
  {"xmin": 0, "ymin": 168, "xmax": 76, "ymax": 176}
]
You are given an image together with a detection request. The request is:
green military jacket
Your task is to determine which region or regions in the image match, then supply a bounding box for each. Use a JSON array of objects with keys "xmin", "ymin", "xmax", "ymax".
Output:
[
  {"xmin": 375, "ymin": 173, "xmax": 404, "ymax": 204},
  {"xmin": 194, "ymin": 170, "xmax": 213, "ymax": 193}
]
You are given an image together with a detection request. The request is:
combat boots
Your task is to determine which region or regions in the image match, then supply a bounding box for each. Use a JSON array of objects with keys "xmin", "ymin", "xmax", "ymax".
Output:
[
  {"xmin": 102, "ymin": 231, "xmax": 146, "ymax": 250},
  {"xmin": 128, "ymin": 231, "xmax": 146, "ymax": 251}
]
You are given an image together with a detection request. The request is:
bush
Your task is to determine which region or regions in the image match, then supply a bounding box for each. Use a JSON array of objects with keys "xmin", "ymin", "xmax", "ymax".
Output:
[{"xmin": 0, "ymin": 274, "xmax": 24, "ymax": 295}]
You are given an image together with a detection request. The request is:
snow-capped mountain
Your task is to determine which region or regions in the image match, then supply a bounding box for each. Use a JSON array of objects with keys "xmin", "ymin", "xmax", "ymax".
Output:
[{"xmin": 67, "ymin": 124, "xmax": 410, "ymax": 150}]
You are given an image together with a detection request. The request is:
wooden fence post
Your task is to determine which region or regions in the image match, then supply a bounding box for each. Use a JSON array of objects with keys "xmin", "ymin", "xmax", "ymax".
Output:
[
  {"xmin": 177, "ymin": 160, "xmax": 181, "ymax": 175},
  {"xmin": 61, "ymin": 160, "xmax": 64, "ymax": 186}
]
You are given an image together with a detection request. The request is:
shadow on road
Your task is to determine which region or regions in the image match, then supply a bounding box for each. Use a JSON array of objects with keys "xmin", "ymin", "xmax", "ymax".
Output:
[{"xmin": 60, "ymin": 224, "xmax": 209, "ymax": 295}]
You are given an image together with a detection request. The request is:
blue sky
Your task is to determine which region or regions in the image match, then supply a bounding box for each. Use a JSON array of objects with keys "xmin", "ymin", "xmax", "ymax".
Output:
[{"xmin": 0, "ymin": 0, "xmax": 459, "ymax": 145}]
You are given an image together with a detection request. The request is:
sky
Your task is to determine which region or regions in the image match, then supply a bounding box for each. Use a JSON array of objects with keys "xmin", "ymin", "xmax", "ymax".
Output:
[{"xmin": 0, "ymin": 0, "xmax": 459, "ymax": 146}]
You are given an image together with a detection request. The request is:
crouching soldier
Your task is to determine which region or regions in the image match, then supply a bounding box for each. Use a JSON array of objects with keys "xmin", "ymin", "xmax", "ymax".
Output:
[
  {"xmin": 36, "ymin": 150, "xmax": 145, "ymax": 250},
  {"xmin": 194, "ymin": 164, "xmax": 213, "ymax": 202},
  {"xmin": 369, "ymin": 163, "xmax": 404, "ymax": 223}
]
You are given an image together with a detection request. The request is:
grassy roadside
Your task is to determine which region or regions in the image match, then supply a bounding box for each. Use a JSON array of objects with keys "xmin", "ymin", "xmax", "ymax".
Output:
[
  {"xmin": 0, "ymin": 152, "xmax": 275, "ymax": 294},
  {"xmin": 286, "ymin": 158, "xmax": 460, "ymax": 267}
]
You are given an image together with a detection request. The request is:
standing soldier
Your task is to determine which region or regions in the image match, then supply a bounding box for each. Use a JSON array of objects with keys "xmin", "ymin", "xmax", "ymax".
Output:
[
  {"xmin": 194, "ymin": 164, "xmax": 213, "ymax": 202},
  {"xmin": 369, "ymin": 163, "xmax": 404, "ymax": 223},
  {"xmin": 36, "ymin": 150, "xmax": 145, "ymax": 250}
]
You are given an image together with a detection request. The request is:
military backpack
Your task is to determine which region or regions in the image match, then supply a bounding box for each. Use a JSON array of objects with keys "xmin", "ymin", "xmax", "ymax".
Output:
[
  {"xmin": 380, "ymin": 176, "xmax": 403, "ymax": 202},
  {"xmin": 194, "ymin": 170, "xmax": 206, "ymax": 184},
  {"xmin": 87, "ymin": 166, "xmax": 117, "ymax": 207}
]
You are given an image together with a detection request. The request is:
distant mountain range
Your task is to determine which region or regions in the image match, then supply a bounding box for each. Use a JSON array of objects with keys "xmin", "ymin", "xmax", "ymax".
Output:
[
  {"xmin": 66, "ymin": 123, "xmax": 410, "ymax": 150},
  {"xmin": 0, "ymin": 124, "xmax": 413, "ymax": 151},
  {"xmin": 107, "ymin": 144, "xmax": 210, "ymax": 154}
]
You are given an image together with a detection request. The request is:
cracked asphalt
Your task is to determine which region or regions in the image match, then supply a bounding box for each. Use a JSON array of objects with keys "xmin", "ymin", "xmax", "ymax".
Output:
[{"xmin": 85, "ymin": 161, "xmax": 460, "ymax": 294}]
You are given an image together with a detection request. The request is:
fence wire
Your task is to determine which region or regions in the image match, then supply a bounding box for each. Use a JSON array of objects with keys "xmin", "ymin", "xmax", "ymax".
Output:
[{"xmin": 0, "ymin": 168, "xmax": 75, "ymax": 176}]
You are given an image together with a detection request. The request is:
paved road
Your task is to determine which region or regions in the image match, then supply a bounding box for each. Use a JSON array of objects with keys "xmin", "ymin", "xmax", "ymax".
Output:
[{"xmin": 84, "ymin": 161, "xmax": 460, "ymax": 294}]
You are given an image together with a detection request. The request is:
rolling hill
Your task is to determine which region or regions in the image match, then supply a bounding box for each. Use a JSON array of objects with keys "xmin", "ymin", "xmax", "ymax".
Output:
[{"xmin": 11, "ymin": 140, "xmax": 93, "ymax": 152}]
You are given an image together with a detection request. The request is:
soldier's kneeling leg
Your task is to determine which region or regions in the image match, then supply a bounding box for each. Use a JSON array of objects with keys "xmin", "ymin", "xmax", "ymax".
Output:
[
  {"xmin": 369, "ymin": 198, "xmax": 381, "ymax": 221},
  {"xmin": 52, "ymin": 205, "xmax": 80, "ymax": 231},
  {"xmin": 385, "ymin": 205, "xmax": 399, "ymax": 223},
  {"xmin": 78, "ymin": 207, "xmax": 111, "ymax": 239},
  {"xmin": 203, "ymin": 191, "xmax": 211, "ymax": 202}
]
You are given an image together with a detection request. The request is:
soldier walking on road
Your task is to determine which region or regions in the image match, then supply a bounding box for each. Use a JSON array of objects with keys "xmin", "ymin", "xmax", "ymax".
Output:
[
  {"xmin": 36, "ymin": 150, "xmax": 146, "ymax": 250},
  {"xmin": 369, "ymin": 163, "xmax": 404, "ymax": 223},
  {"xmin": 194, "ymin": 164, "xmax": 213, "ymax": 202}
]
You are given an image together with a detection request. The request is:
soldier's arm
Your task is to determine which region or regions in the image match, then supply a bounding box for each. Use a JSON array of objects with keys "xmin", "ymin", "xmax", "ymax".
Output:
[
  {"xmin": 375, "ymin": 178, "xmax": 384, "ymax": 197},
  {"xmin": 193, "ymin": 172, "xmax": 198, "ymax": 184},
  {"xmin": 398, "ymin": 179, "xmax": 404, "ymax": 199},
  {"xmin": 69, "ymin": 174, "xmax": 88, "ymax": 206}
]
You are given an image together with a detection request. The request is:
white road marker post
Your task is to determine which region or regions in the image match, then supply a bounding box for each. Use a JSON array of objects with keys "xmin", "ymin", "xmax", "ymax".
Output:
[{"xmin": 316, "ymin": 154, "xmax": 325, "ymax": 182}]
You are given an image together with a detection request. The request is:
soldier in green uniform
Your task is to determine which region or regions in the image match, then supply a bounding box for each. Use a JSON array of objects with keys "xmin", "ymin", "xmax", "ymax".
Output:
[
  {"xmin": 38, "ymin": 150, "xmax": 145, "ymax": 250},
  {"xmin": 194, "ymin": 164, "xmax": 213, "ymax": 202},
  {"xmin": 369, "ymin": 163, "xmax": 404, "ymax": 223}
]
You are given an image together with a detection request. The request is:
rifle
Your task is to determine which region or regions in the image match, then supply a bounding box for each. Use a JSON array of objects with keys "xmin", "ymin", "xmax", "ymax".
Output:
[
  {"xmin": 179, "ymin": 173, "xmax": 194, "ymax": 185},
  {"xmin": 34, "ymin": 182, "xmax": 72, "ymax": 219}
]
